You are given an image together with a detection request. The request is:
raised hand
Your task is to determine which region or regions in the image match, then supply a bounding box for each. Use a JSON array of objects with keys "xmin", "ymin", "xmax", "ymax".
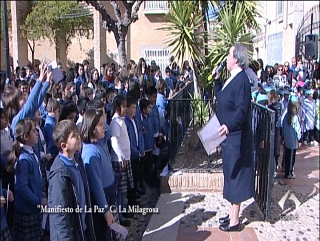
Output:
[{"xmin": 38, "ymin": 62, "xmax": 48, "ymax": 82}]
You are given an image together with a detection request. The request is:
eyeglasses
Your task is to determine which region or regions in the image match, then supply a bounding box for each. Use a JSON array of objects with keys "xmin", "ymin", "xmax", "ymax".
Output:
[
  {"xmin": 278, "ymin": 69, "xmax": 283, "ymax": 71},
  {"xmin": 284, "ymin": 65, "xmax": 289, "ymax": 67}
]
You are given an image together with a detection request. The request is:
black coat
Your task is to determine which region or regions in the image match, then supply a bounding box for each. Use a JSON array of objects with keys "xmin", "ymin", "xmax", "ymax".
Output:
[{"xmin": 214, "ymin": 70, "xmax": 255, "ymax": 203}]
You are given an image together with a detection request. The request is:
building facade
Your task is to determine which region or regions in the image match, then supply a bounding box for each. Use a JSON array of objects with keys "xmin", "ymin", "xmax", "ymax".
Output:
[
  {"xmin": 253, "ymin": 1, "xmax": 320, "ymax": 66},
  {"xmin": 2, "ymin": 1, "xmax": 175, "ymax": 74}
]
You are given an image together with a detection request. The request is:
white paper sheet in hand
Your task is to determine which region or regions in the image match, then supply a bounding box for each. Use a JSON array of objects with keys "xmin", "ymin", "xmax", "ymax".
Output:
[
  {"xmin": 197, "ymin": 114, "xmax": 226, "ymax": 155},
  {"xmin": 48, "ymin": 60, "xmax": 64, "ymax": 83},
  {"xmin": 109, "ymin": 223, "xmax": 128, "ymax": 239}
]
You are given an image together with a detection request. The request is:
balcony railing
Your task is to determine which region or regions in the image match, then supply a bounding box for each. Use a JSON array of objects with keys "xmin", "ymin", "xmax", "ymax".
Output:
[{"xmin": 143, "ymin": 1, "xmax": 169, "ymax": 14}]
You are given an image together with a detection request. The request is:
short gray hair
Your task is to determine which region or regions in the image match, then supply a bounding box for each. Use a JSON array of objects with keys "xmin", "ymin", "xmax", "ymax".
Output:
[{"xmin": 232, "ymin": 43, "xmax": 249, "ymax": 70}]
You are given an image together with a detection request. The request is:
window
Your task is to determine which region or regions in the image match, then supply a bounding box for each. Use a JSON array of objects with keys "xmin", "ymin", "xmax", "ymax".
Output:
[
  {"xmin": 267, "ymin": 32, "xmax": 283, "ymax": 65},
  {"xmin": 144, "ymin": 1, "xmax": 169, "ymax": 14},
  {"xmin": 277, "ymin": 1, "xmax": 283, "ymax": 17},
  {"xmin": 143, "ymin": 49, "xmax": 171, "ymax": 74}
]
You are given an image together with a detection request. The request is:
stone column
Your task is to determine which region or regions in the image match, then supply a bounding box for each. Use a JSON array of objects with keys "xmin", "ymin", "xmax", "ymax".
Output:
[
  {"xmin": 93, "ymin": 10, "xmax": 107, "ymax": 68},
  {"xmin": 11, "ymin": 1, "xmax": 29, "ymax": 69}
]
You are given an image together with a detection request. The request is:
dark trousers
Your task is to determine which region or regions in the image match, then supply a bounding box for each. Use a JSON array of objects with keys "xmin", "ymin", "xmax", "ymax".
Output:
[
  {"xmin": 141, "ymin": 151, "xmax": 154, "ymax": 185},
  {"xmin": 127, "ymin": 158, "xmax": 140, "ymax": 202},
  {"xmin": 284, "ymin": 147, "xmax": 296, "ymax": 178},
  {"xmin": 303, "ymin": 129, "xmax": 315, "ymax": 142},
  {"xmin": 315, "ymin": 127, "xmax": 320, "ymax": 142},
  {"xmin": 92, "ymin": 181, "xmax": 117, "ymax": 241}
]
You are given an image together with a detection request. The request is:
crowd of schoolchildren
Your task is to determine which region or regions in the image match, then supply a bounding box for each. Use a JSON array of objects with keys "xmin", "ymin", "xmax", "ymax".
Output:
[
  {"xmin": 0, "ymin": 56, "xmax": 193, "ymax": 241},
  {"xmin": 249, "ymin": 57, "xmax": 319, "ymax": 179}
]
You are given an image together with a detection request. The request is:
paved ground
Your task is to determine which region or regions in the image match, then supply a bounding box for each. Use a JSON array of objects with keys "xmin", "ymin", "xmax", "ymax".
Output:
[{"xmin": 140, "ymin": 143, "xmax": 319, "ymax": 241}]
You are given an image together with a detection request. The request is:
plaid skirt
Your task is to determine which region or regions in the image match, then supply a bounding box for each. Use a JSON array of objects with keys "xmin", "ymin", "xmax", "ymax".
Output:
[
  {"xmin": 14, "ymin": 211, "xmax": 42, "ymax": 241},
  {"xmin": 1, "ymin": 226, "xmax": 13, "ymax": 241},
  {"xmin": 112, "ymin": 161, "xmax": 134, "ymax": 193}
]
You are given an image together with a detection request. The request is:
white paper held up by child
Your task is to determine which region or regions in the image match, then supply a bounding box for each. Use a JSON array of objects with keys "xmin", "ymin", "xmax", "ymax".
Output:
[{"xmin": 48, "ymin": 60, "xmax": 64, "ymax": 83}]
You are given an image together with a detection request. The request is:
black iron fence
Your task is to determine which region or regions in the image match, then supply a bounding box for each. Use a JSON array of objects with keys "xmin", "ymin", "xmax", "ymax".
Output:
[
  {"xmin": 167, "ymin": 84, "xmax": 275, "ymax": 220},
  {"xmin": 251, "ymin": 102, "xmax": 275, "ymax": 220},
  {"xmin": 167, "ymin": 83, "xmax": 220, "ymax": 172}
]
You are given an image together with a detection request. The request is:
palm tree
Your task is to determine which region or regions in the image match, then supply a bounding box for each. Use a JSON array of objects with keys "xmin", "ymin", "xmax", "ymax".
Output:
[
  {"xmin": 160, "ymin": 1, "xmax": 261, "ymax": 91},
  {"xmin": 201, "ymin": 1, "xmax": 261, "ymax": 89},
  {"xmin": 158, "ymin": 1, "xmax": 205, "ymax": 94}
]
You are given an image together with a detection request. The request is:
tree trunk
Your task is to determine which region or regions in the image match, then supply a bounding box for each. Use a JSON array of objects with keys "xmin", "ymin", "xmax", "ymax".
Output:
[
  {"xmin": 201, "ymin": 2, "xmax": 209, "ymax": 66},
  {"xmin": 55, "ymin": 35, "xmax": 67, "ymax": 64},
  {"xmin": 27, "ymin": 40, "xmax": 35, "ymax": 67},
  {"xmin": 192, "ymin": 59, "xmax": 201, "ymax": 96},
  {"xmin": 117, "ymin": 37, "xmax": 127, "ymax": 67}
]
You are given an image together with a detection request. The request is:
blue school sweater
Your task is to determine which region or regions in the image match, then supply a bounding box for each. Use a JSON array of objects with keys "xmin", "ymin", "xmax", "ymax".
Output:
[
  {"xmin": 11, "ymin": 80, "xmax": 50, "ymax": 135},
  {"xmin": 141, "ymin": 113, "xmax": 154, "ymax": 152},
  {"xmin": 82, "ymin": 136, "xmax": 115, "ymax": 212},
  {"xmin": 75, "ymin": 76, "xmax": 85, "ymax": 97},
  {"xmin": 125, "ymin": 115, "xmax": 145, "ymax": 160},
  {"xmin": 44, "ymin": 115, "xmax": 59, "ymax": 158},
  {"xmin": 15, "ymin": 146, "xmax": 42, "ymax": 213},
  {"xmin": 150, "ymin": 103, "xmax": 161, "ymax": 135}
]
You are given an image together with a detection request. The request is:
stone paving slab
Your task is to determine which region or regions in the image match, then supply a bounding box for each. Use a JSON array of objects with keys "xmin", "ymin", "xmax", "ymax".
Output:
[
  {"xmin": 139, "ymin": 145, "xmax": 319, "ymax": 241},
  {"xmin": 142, "ymin": 193, "xmax": 187, "ymax": 241},
  {"xmin": 178, "ymin": 227, "xmax": 258, "ymax": 241}
]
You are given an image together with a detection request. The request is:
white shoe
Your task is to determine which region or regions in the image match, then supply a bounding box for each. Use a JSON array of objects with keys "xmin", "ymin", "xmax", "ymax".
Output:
[
  {"xmin": 313, "ymin": 141, "xmax": 319, "ymax": 146},
  {"xmin": 303, "ymin": 141, "xmax": 308, "ymax": 145}
]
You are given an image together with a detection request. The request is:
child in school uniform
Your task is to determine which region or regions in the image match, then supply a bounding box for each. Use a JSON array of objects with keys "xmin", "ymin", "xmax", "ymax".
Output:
[
  {"xmin": 125, "ymin": 96, "xmax": 145, "ymax": 205},
  {"xmin": 44, "ymin": 98, "xmax": 60, "ymax": 159},
  {"xmin": 281, "ymin": 95, "xmax": 302, "ymax": 179},
  {"xmin": 301, "ymin": 89, "xmax": 317, "ymax": 146},
  {"xmin": 81, "ymin": 109, "xmax": 119, "ymax": 241},
  {"xmin": 76, "ymin": 97, "xmax": 89, "ymax": 133},
  {"xmin": 0, "ymin": 182, "xmax": 14, "ymax": 241},
  {"xmin": 110, "ymin": 95, "xmax": 134, "ymax": 227},
  {"xmin": 6, "ymin": 118, "xmax": 47, "ymax": 241},
  {"xmin": 139, "ymin": 98, "xmax": 155, "ymax": 187},
  {"xmin": 2, "ymin": 62, "xmax": 51, "ymax": 136},
  {"xmin": 48, "ymin": 120, "xmax": 96, "ymax": 241},
  {"xmin": 147, "ymin": 86, "xmax": 162, "ymax": 187},
  {"xmin": 0, "ymin": 108, "xmax": 13, "ymax": 157}
]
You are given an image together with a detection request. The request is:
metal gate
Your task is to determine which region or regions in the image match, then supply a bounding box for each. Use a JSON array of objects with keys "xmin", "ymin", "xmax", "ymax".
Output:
[
  {"xmin": 167, "ymin": 85, "xmax": 276, "ymax": 220},
  {"xmin": 295, "ymin": 4, "xmax": 320, "ymax": 64},
  {"xmin": 252, "ymin": 102, "xmax": 275, "ymax": 220}
]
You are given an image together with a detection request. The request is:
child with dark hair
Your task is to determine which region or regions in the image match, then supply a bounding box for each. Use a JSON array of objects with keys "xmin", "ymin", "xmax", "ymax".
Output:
[
  {"xmin": 147, "ymin": 86, "xmax": 162, "ymax": 187},
  {"xmin": 2, "ymin": 63, "xmax": 50, "ymax": 134},
  {"xmin": 39, "ymin": 93, "xmax": 52, "ymax": 125},
  {"xmin": 69, "ymin": 92, "xmax": 77, "ymax": 105},
  {"xmin": 125, "ymin": 96, "xmax": 145, "ymax": 204},
  {"xmin": 106, "ymin": 88, "xmax": 117, "ymax": 124},
  {"xmin": 0, "ymin": 108, "xmax": 13, "ymax": 156},
  {"xmin": 80, "ymin": 85, "xmax": 94, "ymax": 101},
  {"xmin": 58, "ymin": 101, "xmax": 78, "ymax": 122},
  {"xmin": 75, "ymin": 64, "xmax": 86, "ymax": 98},
  {"xmin": 0, "ymin": 107, "xmax": 15, "ymax": 232},
  {"xmin": 59, "ymin": 81, "xmax": 72, "ymax": 103},
  {"xmin": 139, "ymin": 98, "xmax": 155, "ymax": 189},
  {"xmin": 76, "ymin": 97, "xmax": 89, "ymax": 133},
  {"xmin": 48, "ymin": 120, "xmax": 96, "ymax": 240},
  {"xmin": 110, "ymin": 95, "xmax": 134, "ymax": 226},
  {"xmin": 95, "ymin": 89, "xmax": 107, "ymax": 106},
  {"xmin": 44, "ymin": 98, "xmax": 60, "ymax": 159},
  {"xmin": 301, "ymin": 90, "xmax": 317, "ymax": 146},
  {"xmin": 86, "ymin": 98, "xmax": 112, "ymax": 151},
  {"xmin": 7, "ymin": 118, "xmax": 47, "ymax": 241},
  {"xmin": 81, "ymin": 109, "xmax": 118, "ymax": 241},
  {"xmin": 281, "ymin": 95, "xmax": 301, "ymax": 179}
]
